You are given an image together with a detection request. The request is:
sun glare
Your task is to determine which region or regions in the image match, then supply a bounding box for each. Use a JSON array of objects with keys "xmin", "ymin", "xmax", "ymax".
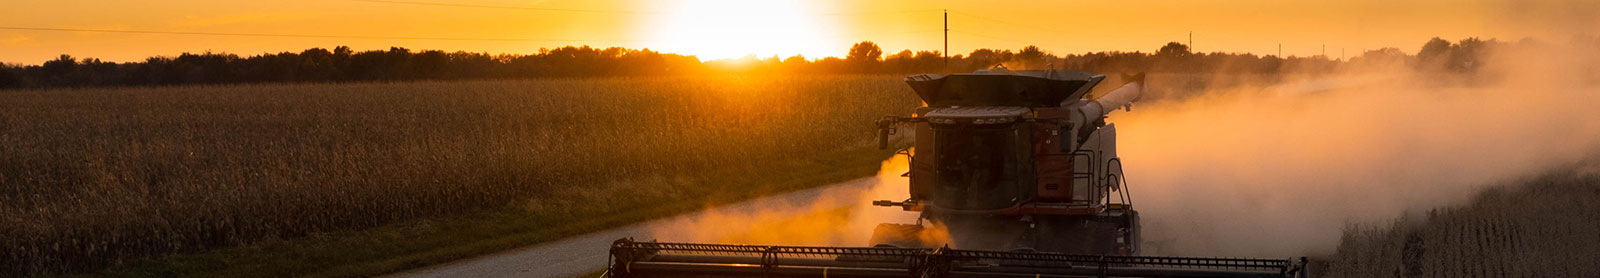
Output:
[{"xmin": 648, "ymin": 0, "xmax": 835, "ymax": 61}]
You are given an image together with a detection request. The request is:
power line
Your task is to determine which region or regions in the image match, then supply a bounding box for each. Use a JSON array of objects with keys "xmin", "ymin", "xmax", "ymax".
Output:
[
  {"xmin": 815, "ymin": 9, "xmax": 943, "ymax": 16},
  {"xmin": 949, "ymin": 29, "xmax": 1030, "ymax": 45},
  {"xmin": 839, "ymin": 29, "xmax": 943, "ymax": 38},
  {"xmin": 946, "ymin": 10, "xmax": 1074, "ymax": 36},
  {"xmin": 0, "ymin": 26, "xmax": 642, "ymax": 42}
]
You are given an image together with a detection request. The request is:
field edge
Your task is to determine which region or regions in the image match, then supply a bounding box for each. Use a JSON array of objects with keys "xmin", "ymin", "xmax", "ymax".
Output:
[{"xmin": 74, "ymin": 144, "xmax": 903, "ymax": 278}]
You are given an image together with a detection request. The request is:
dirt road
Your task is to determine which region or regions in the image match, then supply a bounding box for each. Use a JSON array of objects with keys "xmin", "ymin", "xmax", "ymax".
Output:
[{"xmin": 386, "ymin": 177, "xmax": 879, "ymax": 278}]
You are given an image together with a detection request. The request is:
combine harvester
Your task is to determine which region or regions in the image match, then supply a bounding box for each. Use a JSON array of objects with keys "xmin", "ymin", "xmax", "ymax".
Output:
[{"xmin": 606, "ymin": 69, "xmax": 1309, "ymax": 278}]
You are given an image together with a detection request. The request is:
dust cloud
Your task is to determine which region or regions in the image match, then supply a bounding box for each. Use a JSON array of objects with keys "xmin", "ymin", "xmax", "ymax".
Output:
[
  {"xmin": 645, "ymin": 151, "xmax": 935, "ymax": 246},
  {"xmin": 643, "ymin": 37, "xmax": 1598, "ymax": 259},
  {"xmin": 1117, "ymin": 43, "xmax": 1600, "ymax": 257}
]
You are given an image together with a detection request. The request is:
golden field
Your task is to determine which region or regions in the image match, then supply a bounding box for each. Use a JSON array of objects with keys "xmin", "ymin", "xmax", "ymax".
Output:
[{"xmin": 0, "ymin": 75, "xmax": 919, "ymax": 276}]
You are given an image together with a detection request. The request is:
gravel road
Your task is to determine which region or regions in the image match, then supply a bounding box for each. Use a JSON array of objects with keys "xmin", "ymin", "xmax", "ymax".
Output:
[{"xmin": 385, "ymin": 177, "xmax": 880, "ymax": 278}]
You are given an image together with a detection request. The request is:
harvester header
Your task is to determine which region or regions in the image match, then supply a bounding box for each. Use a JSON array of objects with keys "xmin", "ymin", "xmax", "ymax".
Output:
[{"xmin": 608, "ymin": 238, "xmax": 1306, "ymax": 278}]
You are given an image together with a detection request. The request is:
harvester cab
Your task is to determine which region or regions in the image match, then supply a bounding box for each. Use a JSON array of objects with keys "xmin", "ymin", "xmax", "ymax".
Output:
[{"xmin": 606, "ymin": 70, "xmax": 1309, "ymax": 278}]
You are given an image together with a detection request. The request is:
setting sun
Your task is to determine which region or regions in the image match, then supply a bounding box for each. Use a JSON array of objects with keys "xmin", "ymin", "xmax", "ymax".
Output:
[{"xmin": 646, "ymin": 0, "xmax": 836, "ymax": 60}]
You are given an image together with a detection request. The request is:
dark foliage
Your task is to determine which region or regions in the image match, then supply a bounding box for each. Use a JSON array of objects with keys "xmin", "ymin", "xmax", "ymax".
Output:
[
  {"xmin": 0, "ymin": 66, "xmax": 19, "ymax": 89},
  {"xmin": 0, "ymin": 38, "xmax": 1530, "ymax": 90}
]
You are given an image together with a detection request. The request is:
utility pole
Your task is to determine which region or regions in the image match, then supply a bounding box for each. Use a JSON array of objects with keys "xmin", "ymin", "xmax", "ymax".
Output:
[
  {"xmin": 1322, "ymin": 44, "xmax": 1326, "ymax": 58},
  {"xmin": 1188, "ymin": 31, "xmax": 1193, "ymax": 51},
  {"xmin": 1278, "ymin": 44, "xmax": 1282, "ymax": 57},
  {"xmin": 943, "ymin": 9, "xmax": 949, "ymax": 71}
]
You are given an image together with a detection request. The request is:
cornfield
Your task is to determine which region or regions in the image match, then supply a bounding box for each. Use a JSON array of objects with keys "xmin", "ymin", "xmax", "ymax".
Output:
[
  {"xmin": 1321, "ymin": 167, "xmax": 1600, "ymax": 277},
  {"xmin": 0, "ymin": 75, "xmax": 921, "ymax": 275}
]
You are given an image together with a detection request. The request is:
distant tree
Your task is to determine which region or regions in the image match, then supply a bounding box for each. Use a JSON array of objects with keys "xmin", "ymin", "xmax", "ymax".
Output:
[
  {"xmin": 0, "ymin": 65, "xmax": 19, "ymax": 89},
  {"xmin": 1260, "ymin": 54, "xmax": 1283, "ymax": 71},
  {"xmin": 1417, "ymin": 37, "xmax": 1451, "ymax": 58},
  {"xmin": 1012, "ymin": 45, "xmax": 1047, "ymax": 69},
  {"xmin": 1156, "ymin": 42, "xmax": 1192, "ymax": 57},
  {"xmin": 1360, "ymin": 48, "xmax": 1407, "ymax": 59},
  {"xmin": 883, "ymin": 50, "xmax": 915, "ymax": 72},
  {"xmin": 296, "ymin": 47, "xmax": 341, "ymax": 81},
  {"xmin": 38, "ymin": 55, "xmax": 81, "ymax": 87},
  {"xmin": 782, "ymin": 55, "xmax": 807, "ymax": 64},
  {"xmin": 1348, "ymin": 47, "xmax": 1409, "ymax": 68},
  {"xmin": 1152, "ymin": 42, "xmax": 1198, "ymax": 72},
  {"xmin": 1416, "ymin": 37, "xmax": 1453, "ymax": 70},
  {"xmin": 334, "ymin": 46, "xmax": 354, "ymax": 57},
  {"xmin": 847, "ymin": 41, "xmax": 883, "ymax": 62},
  {"xmin": 966, "ymin": 49, "xmax": 1010, "ymax": 71},
  {"xmin": 913, "ymin": 50, "xmax": 944, "ymax": 72},
  {"xmin": 410, "ymin": 50, "xmax": 448, "ymax": 79},
  {"xmin": 40, "ymin": 55, "xmax": 77, "ymax": 76},
  {"xmin": 1451, "ymin": 37, "xmax": 1494, "ymax": 72},
  {"xmin": 1415, "ymin": 37, "xmax": 1499, "ymax": 72},
  {"xmin": 845, "ymin": 41, "xmax": 883, "ymax": 73},
  {"xmin": 887, "ymin": 49, "xmax": 914, "ymax": 60}
]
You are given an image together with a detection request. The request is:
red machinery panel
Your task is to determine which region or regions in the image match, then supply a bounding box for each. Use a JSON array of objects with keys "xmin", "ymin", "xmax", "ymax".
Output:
[{"xmin": 1032, "ymin": 108, "xmax": 1073, "ymax": 201}]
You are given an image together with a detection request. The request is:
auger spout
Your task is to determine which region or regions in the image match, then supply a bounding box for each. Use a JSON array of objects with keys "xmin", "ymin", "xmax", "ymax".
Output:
[{"xmin": 1080, "ymin": 73, "xmax": 1144, "ymax": 119}]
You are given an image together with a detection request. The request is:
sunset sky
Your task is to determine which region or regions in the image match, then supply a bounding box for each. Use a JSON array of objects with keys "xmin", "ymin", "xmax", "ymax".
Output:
[{"xmin": 2, "ymin": 0, "xmax": 1594, "ymax": 65}]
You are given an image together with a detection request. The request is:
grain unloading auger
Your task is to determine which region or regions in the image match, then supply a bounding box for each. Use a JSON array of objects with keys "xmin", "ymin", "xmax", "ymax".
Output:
[{"xmin": 606, "ymin": 69, "xmax": 1308, "ymax": 278}]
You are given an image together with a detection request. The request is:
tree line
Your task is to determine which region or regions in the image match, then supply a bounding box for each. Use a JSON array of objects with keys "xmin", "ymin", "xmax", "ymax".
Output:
[{"xmin": 0, "ymin": 37, "xmax": 1571, "ymax": 90}]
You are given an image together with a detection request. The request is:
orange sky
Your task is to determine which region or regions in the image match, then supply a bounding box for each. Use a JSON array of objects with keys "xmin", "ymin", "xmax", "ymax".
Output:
[{"xmin": 2, "ymin": 0, "xmax": 1594, "ymax": 65}]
